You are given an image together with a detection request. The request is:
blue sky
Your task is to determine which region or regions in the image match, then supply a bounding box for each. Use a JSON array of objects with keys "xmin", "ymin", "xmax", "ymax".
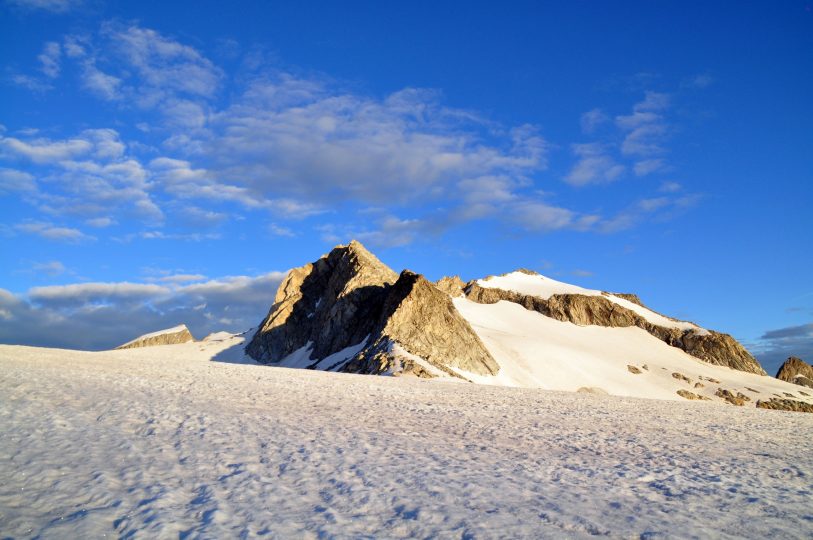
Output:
[{"xmin": 0, "ymin": 0, "xmax": 811, "ymax": 372}]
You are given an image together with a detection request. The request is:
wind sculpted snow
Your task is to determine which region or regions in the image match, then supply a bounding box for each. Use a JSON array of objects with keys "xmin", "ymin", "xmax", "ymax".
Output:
[{"xmin": 1, "ymin": 339, "xmax": 812, "ymax": 538}]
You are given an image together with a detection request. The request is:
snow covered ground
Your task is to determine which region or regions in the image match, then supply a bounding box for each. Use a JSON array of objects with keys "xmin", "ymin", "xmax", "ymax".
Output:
[
  {"xmin": 1, "ymin": 337, "xmax": 812, "ymax": 538},
  {"xmin": 453, "ymin": 298, "xmax": 812, "ymax": 405}
]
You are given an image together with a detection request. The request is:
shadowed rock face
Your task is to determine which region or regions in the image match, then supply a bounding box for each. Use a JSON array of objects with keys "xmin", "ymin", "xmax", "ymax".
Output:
[
  {"xmin": 245, "ymin": 240, "xmax": 397, "ymax": 363},
  {"xmin": 246, "ymin": 242, "xmax": 498, "ymax": 378},
  {"xmin": 116, "ymin": 325, "xmax": 195, "ymax": 349},
  {"xmin": 346, "ymin": 271, "xmax": 499, "ymax": 377},
  {"xmin": 775, "ymin": 357, "xmax": 813, "ymax": 389},
  {"xmin": 465, "ymin": 282, "xmax": 767, "ymax": 375}
]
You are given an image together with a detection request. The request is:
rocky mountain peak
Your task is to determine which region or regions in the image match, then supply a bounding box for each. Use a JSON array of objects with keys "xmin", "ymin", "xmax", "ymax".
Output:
[
  {"xmin": 776, "ymin": 356, "xmax": 813, "ymax": 389},
  {"xmin": 246, "ymin": 245, "xmax": 498, "ymax": 378},
  {"xmin": 245, "ymin": 241, "xmax": 397, "ymax": 363}
]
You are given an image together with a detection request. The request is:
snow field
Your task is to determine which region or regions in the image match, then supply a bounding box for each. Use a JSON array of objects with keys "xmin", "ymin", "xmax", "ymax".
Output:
[{"xmin": 1, "ymin": 340, "xmax": 812, "ymax": 538}]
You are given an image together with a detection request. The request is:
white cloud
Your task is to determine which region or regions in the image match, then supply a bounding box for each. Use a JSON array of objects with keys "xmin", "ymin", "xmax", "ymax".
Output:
[
  {"xmin": 180, "ymin": 206, "xmax": 228, "ymax": 226},
  {"xmin": 633, "ymin": 159, "xmax": 665, "ymax": 176},
  {"xmin": 29, "ymin": 281, "xmax": 170, "ymax": 306},
  {"xmin": 354, "ymin": 216, "xmax": 423, "ymax": 248},
  {"xmin": 0, "ymin": 168, "xmax": 36, "ymax": 193},
  {"xmin": 85, "ymin": 217, "xmax": 116, "ymax": 228},
  {"xmin": 1, "ymin": 129, "xmax": 163, "ymax": 223},
  {"xmin": 38, "ymin": 42, "xmax": 61, "ymax": 78},
  {"xmin": 80, "ymin": 62, "xmax": 122, "ymax": 100},
  {"xmin": 14, "ymin": 221, "xmax": 94, "ymax": 242},
  {"xmin": 207, "ymin": 78, "xmax": 547, "ymax": 206},
  {"xmin": 10, "ymin": 74, "xmax": 52, "ymax": 92},
  {"xmin": 0, "ymin": 134, "xmax": 92, "ymax": 163},
  {"xmin": 599, "ymin": 196, "xmax": 685, "ymax": 233},
  {"xmin": 659, "ymin": 181, "xmax": 682, "ymax": 193},
  {"xmin": 268, "ymin": 223, "xmax": 295, "ymax": 237},
  {"xmin": 580, "ymin": 108, "xmax": 608, "ymax": 134},
  {"xmin": 565, "ymin": 143, "xmax": 625, "ymax": 186},
  {"xmin": 6, "ymin": 0, "xmax": 83, "ymax": 12},
  {"xmin": 32, "ymin": 260, "xmax": 66, "ymax": 276},
  {"xmin": 616, "ymin": 92, "xmax": 669, "ymax": 157}
]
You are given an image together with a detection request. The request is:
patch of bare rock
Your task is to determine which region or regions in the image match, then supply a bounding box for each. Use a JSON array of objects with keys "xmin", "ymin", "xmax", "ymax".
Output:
[{"xmin": 716, "ymin": 388, "xmax": 751, "ymax": 407}]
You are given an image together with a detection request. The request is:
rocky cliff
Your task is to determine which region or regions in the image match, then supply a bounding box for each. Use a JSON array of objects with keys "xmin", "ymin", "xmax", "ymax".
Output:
[
  {"xmin": 246, "ymin": 242, "xmax": 497, "ymax": 378},
  {"xmin": 775, "ymin": 357, "xmax": 813, "ymax": 388},
  {"xmin": 116, "ymin": 324, "xmax": 195, "ymax": 349}
]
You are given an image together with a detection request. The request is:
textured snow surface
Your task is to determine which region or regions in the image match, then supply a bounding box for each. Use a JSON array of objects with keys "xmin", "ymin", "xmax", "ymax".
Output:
[
  {"xmin": 1, "ymin": 340, "xmax": 812, "ymax": 538},
  {"xmin": 454, "ymin": 298, "xmax": 812, "ymax": 405},
  {"xmin": 478, "ymin": 271, "xmax": 704, "ymax": 333}
]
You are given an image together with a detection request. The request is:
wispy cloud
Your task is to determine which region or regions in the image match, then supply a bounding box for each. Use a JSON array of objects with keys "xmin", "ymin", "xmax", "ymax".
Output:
[
  {"xmin": 633, "ymin": 158, "xmax": 666, "ymax": 177},
  {"xmin": 565, "ymin": 143, "xmax": 625, "ymax": 186},
  {"xmin": 32, "ymin": 260, "xmax": 66, "ymax": 276},
  {"xmin": 14, "ymin": 220, "xmax": 94, "ymax": 242},
  {"xmin": 0, "ymin": 168, "xmax": 36, "ymax": 193},
  {"xmin": 38, "ymin": 42, "xmax": 61, "ymax": 78},
  {"xmin": 5, "ymin": 0, "xmax": 83, "ymax": 13},
  {"xmin": 616, "ymin": 91, "xmax": 670, "ymax": 157},
  {"xmin": 580, "ymin": 108, "xmax": 608, "ymax": 134}
]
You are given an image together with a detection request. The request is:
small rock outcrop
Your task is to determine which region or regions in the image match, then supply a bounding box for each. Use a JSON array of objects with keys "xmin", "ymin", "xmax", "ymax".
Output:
[
  {"xmin": 775, "ymin": 357, "xmax": 813, "ymax": 389},
  {"xmin": 756, "ymin": 398, "xmax": 813, "ymax": 413},
  {"xmin": 435, "ymin": 276, "xmax": 466, "ymax": 297},
  {"xmin": 246, "ymin": 241, "xmax": 498, "ymax": 378},
  {"xmin": 116, "ymin": 324, "xmax": 195, "ymax": 349},
  {"xmin": 465, "ymin": 282, "xmax": 766, "ymax": 375},
  {"xmin": 715, "ymin": 388, "xmax": 751, "ymax": 406}
]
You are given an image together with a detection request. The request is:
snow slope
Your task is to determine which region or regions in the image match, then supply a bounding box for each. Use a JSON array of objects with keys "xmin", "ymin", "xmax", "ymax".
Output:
[
  {"xmin": 477, "ymin": 271, "xmax": 704, "ymax": 333},
  {"xmin": 1, "ymin": 340, "xmax": 812, "ymax": 538},
  {"xmin": 453, "ymin": 297, "xmax": 812, "ymax": 406}
]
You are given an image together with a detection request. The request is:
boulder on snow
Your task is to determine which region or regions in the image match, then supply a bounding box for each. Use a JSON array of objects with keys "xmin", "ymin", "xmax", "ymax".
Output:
[{"xmin": 116, "ymin": 324, "xmax": 195, "ymax": 349}]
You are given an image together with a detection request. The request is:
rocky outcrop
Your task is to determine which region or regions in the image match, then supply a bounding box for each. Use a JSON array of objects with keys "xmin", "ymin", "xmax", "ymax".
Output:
[
  {"xmin": 612, "ymin": 293, "xmax": 645, "ymax": 307},
  {"xmin": 677, "ymin": 389, "xmax": 710, "ymax": 401},
  {"xmin": 246, "ymin": 241, "xmax": 498, "ymax": 378},
  {"xmin": 465, "ymin": 282, "xmax": 767, "ymax": 375},
  {"xmin": 756, "ymin": 398, "xmax": 813, "ymax": 413},
  {"xmin": 775, "ymin": 357, "xmax": 813, "ymax": 389},
  {"xmin": 116, "ymin": 324, "xmax": 195, "ymax": 349},
  {"xmin": 435, "ymin": 276, "xmax": 466, "ymax": 297}
]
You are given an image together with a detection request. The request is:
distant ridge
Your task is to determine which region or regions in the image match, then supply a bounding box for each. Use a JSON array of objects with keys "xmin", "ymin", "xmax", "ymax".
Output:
[{"xmin": 116, "ymin": 324, "xmax": 195, "ymax": 349}]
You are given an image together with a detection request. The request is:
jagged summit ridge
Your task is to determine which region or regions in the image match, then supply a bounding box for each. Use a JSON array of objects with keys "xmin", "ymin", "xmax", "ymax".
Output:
[{"xmin": 245, "ymin": 241, "xmax": 498, "ymax": 377}]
